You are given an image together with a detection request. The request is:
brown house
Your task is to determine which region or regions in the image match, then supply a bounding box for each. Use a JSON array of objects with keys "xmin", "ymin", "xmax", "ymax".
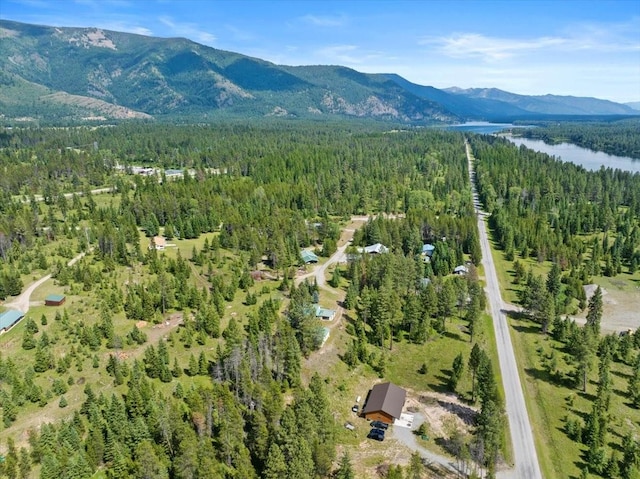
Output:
[
  {"xmin": 45, "ymin": 294, "xmax": 66, "ymax": 306},
  {"xmin": 362, "ymin": 382, "xmax": 406, "ymax": 424}
]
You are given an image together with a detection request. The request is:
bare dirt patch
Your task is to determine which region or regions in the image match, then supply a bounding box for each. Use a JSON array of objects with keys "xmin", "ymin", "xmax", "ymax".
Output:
[
  {"xmin": 347, "ymin": 389, "xmax": 476, "ymax": 478},
  {"xmin": 579, "ymin": 281, "xmax": 640, "ymax": 332},
  {"xmin": 411, "ymin": 390, "xmax": 477, "ymax": 439}
]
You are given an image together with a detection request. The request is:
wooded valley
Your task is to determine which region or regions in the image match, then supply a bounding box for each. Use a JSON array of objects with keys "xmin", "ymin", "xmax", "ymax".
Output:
[{"xmin": 0, "ymin": 122, "xmax": 638, "ymax": 479}]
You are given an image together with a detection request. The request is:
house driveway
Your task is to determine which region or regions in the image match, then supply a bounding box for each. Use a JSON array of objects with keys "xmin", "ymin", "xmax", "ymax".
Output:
[
  {"xmin": 392, "ymin": 410, "xmax": 515, "ymax": 478},
  {"xmin": 391, "ymin": 412, "xmax": 461, "ymax": 476}
]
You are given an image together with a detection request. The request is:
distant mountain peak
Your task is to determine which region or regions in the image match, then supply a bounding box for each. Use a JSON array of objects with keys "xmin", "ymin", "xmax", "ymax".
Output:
[{"xmin": 0, "ymin": 19, "xmax": 635, "ymax": 125}]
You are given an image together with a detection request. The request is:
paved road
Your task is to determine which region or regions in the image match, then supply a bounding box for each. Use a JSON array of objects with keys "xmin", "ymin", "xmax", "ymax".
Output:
[
  {"xmin": 3, "ymin": 250, "xmax": 90, "ymax": 314},
  {"xmin": 465, "ymin": 140, "xmax": 543, "ymax": 479}
]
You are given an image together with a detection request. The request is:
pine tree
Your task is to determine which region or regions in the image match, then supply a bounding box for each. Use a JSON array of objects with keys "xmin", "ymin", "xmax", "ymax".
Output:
[
  {"xmin": 465, "ymin": 294, "xmax": 481, "ymax": 343},
  {"xmin": 18, "ymin": 447, "xmax": 31, "ymax": 479},
  {"xmin": 628, "ymin": 353, "xmax": 640, "ymax": 408},
  {"xmin": 586, "ymin": 286, "xmax": 603, "ymax": 336},
  {"xmin": 469, "ymin": 343, "xmax": 482, "ymax": 402},
  {"xmin": 187, "ymin": 354, "xmax": 198, "ymax": 377},
  {"xmin": 198, "ymin": 351, "xmax": 208, "ymax": 376},
  {"xmin": 329, "ymin": 266, "xmax": 341, "ymax": 288},
  {"xmin": 59, "ymin": 396, "xmax": 68, "ymax": 408},
  {"xmin": 3, "ymin": 397, "xmax": 17, "ymax": 426},
  {"xmin": 449, "ymin": 353, "xmax": 465, "ymax": 391},
  {"xmin": 264, "ymin": 444, "xmax": 287, "ymax": 479},
  {"xmin": 172, "ymin": 357, "xmax": 182, "ymax": 377},
  {"xmin": 546, "ymin": 262, "xmax": 562, "ymax": 300},
  {"xmin": 575, "ymin": 328, "xmax": 596, "ymax": 392},
  {"xmin": 335, "ymin": 451, "xmax": 355, "ymax": 479},
  {"xmin": 408, "ymin": 451, "xmax": 425, "ymax": 479}
]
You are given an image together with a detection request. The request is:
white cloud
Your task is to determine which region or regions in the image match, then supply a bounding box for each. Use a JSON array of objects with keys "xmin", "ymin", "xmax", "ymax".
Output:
[
  {"xmin": 300, "ymin": 14, "xmax": 347, "ymax": 27},
  {"xmin": 316, "ymin": 44, "xmax": 361, "ymax": 64},
  {"xmin": 100, "ymin": 22, "xmax": 152, "ymax": 36},
  {"xmin": 314, "ymin": 44, "xmax": 385, "ymax": 65},
  {"xmin": 158, "ymin": 15, "xmax": 216, "ymax": 44},
  {"xmin": 422, "ymin": 18, "xmax": 640, "ymax": 62},
  {"xmin": 421, "ymin": 33, "xmax": 567, "ymax": 61},
  {"xmin": 224, "ymin": 24, "xmax": 255, "ymax": 42}
]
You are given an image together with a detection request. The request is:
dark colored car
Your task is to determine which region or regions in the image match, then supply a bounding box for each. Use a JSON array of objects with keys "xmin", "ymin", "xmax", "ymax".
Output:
[
  {"xmin": 367, "ymin": 428, "xmax": 385, "ymax": 441},
  {"xmin": 370, "ymin": 420, "xmax": 389, "ymax": 430},
  {"xmin": 351, "ymin": 405, "xmax": 359, "ymax": 413}
]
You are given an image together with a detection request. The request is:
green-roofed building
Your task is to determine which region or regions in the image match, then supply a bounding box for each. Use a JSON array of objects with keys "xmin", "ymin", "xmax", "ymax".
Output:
[
  {"xmin": 45, "ymin": 294, "xmax": 66, "ymax": 306},
  {"xmin": 0, "ymin": 310, "xmax": 25, "ymax": 332},
  {"xmin": 301, "ymin": 250, "xmax": 319, "ymax": 264},
  {"xmin": 315, "ymin": 305, "xmax": 336, "ymax": 321}
]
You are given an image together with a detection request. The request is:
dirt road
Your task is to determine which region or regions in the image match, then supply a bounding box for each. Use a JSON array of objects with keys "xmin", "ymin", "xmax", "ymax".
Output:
[
  {"xmin": 296, "ymin": 216, "xmax": 369, "ymax": 290},
  {"xmin": 466, "ymin": 140, "xmax": 543, "ymax": 479},
  {"xmin": 3, "ymin": 250, "xmax": 90, "ymax": 314},
  {"xmin": 21, "ymin": 186, "xmax": 116, "ymax": 203}
]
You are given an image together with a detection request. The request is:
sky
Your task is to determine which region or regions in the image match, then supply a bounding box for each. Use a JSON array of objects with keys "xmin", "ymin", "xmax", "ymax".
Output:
[{"xmin": 1, "ymin": 0, "xmax": 639, "ymax": 103}]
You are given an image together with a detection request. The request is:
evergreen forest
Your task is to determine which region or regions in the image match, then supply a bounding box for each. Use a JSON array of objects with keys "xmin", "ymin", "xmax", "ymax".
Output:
[{"xmin": 0, "ymin": 122, "xmax": 638, "ymax": 479}]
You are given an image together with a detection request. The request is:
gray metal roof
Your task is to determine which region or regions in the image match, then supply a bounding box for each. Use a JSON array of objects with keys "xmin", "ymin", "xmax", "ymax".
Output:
[
  {"xmin": 362, "ymin": 382, "xmax": 406, "ymax": 419},
  {"xmin": 0, "ymin": 310, "xmax": 24, "ymax": 330}
]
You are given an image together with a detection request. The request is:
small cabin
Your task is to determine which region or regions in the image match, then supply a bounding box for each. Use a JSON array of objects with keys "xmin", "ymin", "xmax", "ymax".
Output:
[
  {"xmin": 150, "ymin": 236, "xmax": 166, "ymax": 250},
  {"xmin": 45, "ymin": 294, "xmax": 66, "ymax": 306}
]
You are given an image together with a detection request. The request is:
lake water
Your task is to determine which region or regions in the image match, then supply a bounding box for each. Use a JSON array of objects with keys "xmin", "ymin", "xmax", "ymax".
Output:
[
  {"xmin": 443, "ymin": 122, "xmax": 524, "ymax": 134},
  {"xmin": 507, "ymin": 137, "xmax": 640, "ymax": 173}
]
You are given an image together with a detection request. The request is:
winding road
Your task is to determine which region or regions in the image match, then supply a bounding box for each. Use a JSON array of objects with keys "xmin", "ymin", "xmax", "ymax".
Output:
[
  {"xmin": 3, "ymin": 250, "xmax": 90, "ymax": 314},
  {"xmin": 466, "ymin": 139, "xmax": 543, "ymax": 479},
  {"xmin": 296, "ymin": 216, "xmax": 369, "ymax": 290}
]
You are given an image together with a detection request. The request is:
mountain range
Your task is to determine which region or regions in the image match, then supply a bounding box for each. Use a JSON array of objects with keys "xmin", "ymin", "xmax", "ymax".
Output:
[{"xmin": 0, "ymin": 19, "xmax": 637, "ymax": 125}]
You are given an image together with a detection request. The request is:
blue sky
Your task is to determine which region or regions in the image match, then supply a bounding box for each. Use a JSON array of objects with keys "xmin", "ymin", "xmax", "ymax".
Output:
[{"xmin": 2, "ymin": 0, "xmax": 639, "ymax": 102}]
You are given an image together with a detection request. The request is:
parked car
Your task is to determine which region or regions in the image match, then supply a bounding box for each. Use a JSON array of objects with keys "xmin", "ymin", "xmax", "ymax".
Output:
[
  {"xmin": 344, "ymin": 422, "xmax": 355, "ymax": 431},
  {"xmin": 370, "ymin": 420, "xmax": 389, "ymax": 430},
  {"xmin": 351, "ymin": 404, "xmax": 359, "ymax": 413},
  {"xmin": 367, "ymin": 428, "xmax": 385, "ymax": 441}
]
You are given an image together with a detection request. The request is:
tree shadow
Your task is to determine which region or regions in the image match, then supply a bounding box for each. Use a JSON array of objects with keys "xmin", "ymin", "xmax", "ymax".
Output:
[
  {"xmin": 524, "ymin": 366, "xmax": 574, "ymax": 389},
  {"xmin": 568, "ymin": 408, "xmax": 590, "ymax": 423},
  {"xmin": 511, "ymin": 322, "xmax": 541, "ymax": 335},
  {"xmin": 437, "ymin": 399, "xmax": 477, "ymax": 426},
  {"xmin": 611, "ymin": 368, "xmax": 631, "ymax": 380},
  {"xmin": 442, "ymin": 330, "xmax": 465, "ymax": 342},
  {"xmin": 431, "ymin": 371, "xmax": 453, "ymax": 393},
  {"xmin": 576, "ymin": 390, "xmax": 596, "ymax": 402},
  {"xmin": 505, "ymin": 309, "xmax": 529, "ymax": 321},
  {"xmin": 613, "ymin": 388, "xmax": 629, "ymax": 399}
]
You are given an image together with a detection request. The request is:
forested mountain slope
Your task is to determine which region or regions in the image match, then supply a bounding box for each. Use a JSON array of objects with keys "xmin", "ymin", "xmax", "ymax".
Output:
[{"xmin": 0, "ymin": 19, "xmax": 636, "ymax": 125}]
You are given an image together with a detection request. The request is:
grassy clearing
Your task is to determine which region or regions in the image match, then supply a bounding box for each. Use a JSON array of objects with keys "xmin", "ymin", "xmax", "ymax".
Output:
[
  {"xmin": 486, "ymin": 230, "xmax": 640, "ymax": 478},
  {"xmin": 302, "ymin": 296, "xmax": 512, "ymax": 469},
  {"xmin": 508, "ymin": 313, "xmax": 640, "ymax": 479},
  {"xmin": 0, "ymin": 227, "xmax": 291, "ymax": 449}
]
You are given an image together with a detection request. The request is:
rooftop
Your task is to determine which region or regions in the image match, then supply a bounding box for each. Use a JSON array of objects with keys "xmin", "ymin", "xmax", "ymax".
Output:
[
  {"xmin": 45, "ymin": 294, "xmax": 65, "ymax": 302},
  {"xmin": 301, "ymin": 250, "xmax": 319, "ymax": 263},
  {"xmin": 0, "ymin": 310, "xmax": 25, "ymax": 330},
  {"xmin": 363, "ymin": 382, "xmax": 406, "ymax": 419},
  {"xmin": 358, "ymin": 243, "xmax": 389, "ymax": 254}
]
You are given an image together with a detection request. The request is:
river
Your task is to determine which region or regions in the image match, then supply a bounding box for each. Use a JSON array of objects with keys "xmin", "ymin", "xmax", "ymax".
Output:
[
  {"xmin": 507, "ymin": 137, "xmax": 640, "ymax": 173},
  {"xmin": 443, "ymin": 122, "xmax": 640, "ymax": 173}
]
